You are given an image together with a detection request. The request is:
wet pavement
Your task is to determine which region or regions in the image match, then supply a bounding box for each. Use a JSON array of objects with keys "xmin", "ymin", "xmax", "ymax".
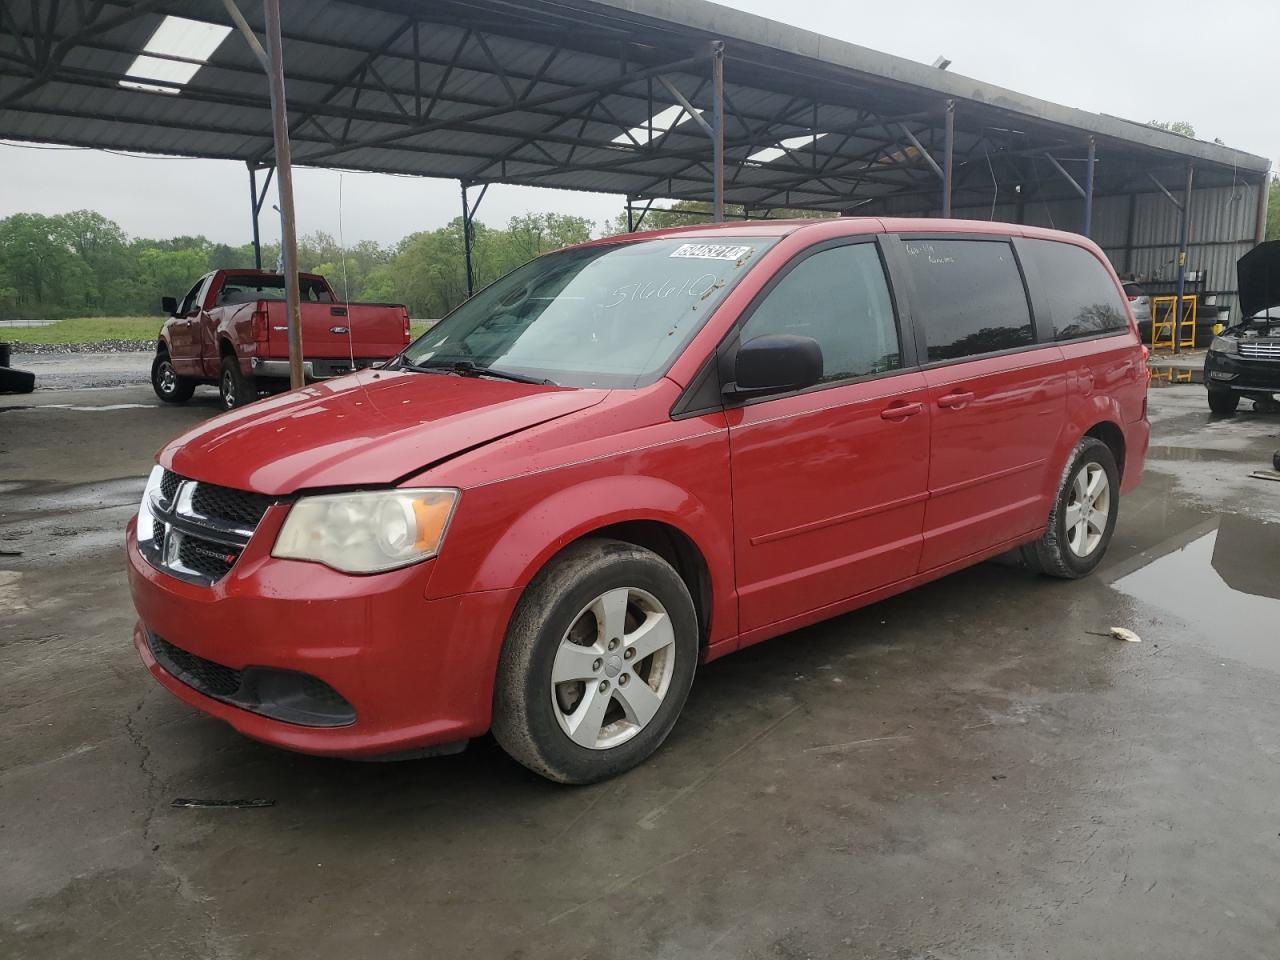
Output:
[{"xmin": 2, "ymin": 381, "xmax": 1279, "ymax": 959}]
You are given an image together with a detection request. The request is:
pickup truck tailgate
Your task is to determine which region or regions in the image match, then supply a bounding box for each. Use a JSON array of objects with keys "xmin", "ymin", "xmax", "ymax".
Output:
[{"xmin": 264, "ymin": 301, "xmax": 407, "ymax": 359}]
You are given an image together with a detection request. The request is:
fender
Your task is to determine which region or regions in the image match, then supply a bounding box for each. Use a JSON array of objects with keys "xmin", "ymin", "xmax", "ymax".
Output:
[
  {"xmin": 215, "ymin": 334, "xmax": 249, "ymax": 379},
  {"xmin": 1043, "ymin": 388, "xmax": 1127, "ymax": 503},
  {"xmin": 450, "ymin": 473, "xmax": 737, "ymax": 646}
]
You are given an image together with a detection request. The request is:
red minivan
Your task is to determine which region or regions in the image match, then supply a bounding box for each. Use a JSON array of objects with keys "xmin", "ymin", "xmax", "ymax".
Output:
[{"xmin": 126, "ymin": 218, "xmax": 1149, "ymax": 783}]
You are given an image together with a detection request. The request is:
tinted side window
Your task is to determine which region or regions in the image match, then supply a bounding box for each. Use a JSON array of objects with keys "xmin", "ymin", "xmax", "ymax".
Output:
[
  {"xmin": 902, "ymin": 239, "xmax": 1034, "ymax": 361},
  {"xmin": 1024, "ymin": 239, "xmax": 1130, "ymax": 340},
  {"xmin": 739, "ymin": 244, "xmax": 901, "ymax": 382}
]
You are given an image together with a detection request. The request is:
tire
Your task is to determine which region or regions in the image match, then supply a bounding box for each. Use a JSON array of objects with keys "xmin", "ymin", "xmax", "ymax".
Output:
[
  {"xmin": 151, "ymin": 351, "xmax": 195, "ymax": 403},
  {"xmin": 1207, "ymin": 388, "xmax": 1239, "ymax": 415},
  {"xmin": 219, "ymin": 355, "xmax": 255, "ymax": 409},
  {"xmin": 1021, "ymin": 437, "xmax": 1120, "ymax": 580},
  {"xmin": 492, "ymin": 538, "xmax": 699, "ymax": 784}
]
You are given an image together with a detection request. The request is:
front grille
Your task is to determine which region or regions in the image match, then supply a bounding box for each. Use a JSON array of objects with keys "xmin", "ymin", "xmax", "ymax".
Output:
[
  {"xmin": 140, "ymin": 471, "xmax": 282, "ymax": 586},
  {"xmin": 146, "ymin": 631, "xmax": 356, "ymax": 727},
  {"xmin": 191, "ymin": 482, "xmax": 275, "ymax": 527},
  {"xmin": 1239, "ymin": 340, "xmax": 1280, "ymax": 360},
  {"xmin": 149, "ymin": 632, "xmax": 241, "ymax": 698},
  {"xmin": 177, "ymin": 535, "xmax": 238, "ymax": 581}
]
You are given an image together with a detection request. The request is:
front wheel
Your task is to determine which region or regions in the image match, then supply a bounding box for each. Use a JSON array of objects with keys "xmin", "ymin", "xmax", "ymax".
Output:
[
  {"xmin": 219, "ymin": 356, "xmax": 256, "ymax": 410},
  {"xmin": 492, "ymin": 539, "xmax": 699, "ymax": 784},
  {"xmin": 151, "ymin": 352, "xmax": 195, "ymax": 403},
  {"xmin": 1207, "ymin": 388, "xmax": 1239, "ymax": 415},
  {"xmin": 1021, "ymin": 437, "xmax": 1120, "ymax": 579}
]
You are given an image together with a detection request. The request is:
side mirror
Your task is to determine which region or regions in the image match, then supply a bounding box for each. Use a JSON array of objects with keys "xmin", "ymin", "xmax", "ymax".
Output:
[
  {"xmin": 161, "ymin": 296, "xmax": 178, "ymax": 315},
  {"xmin": 726, "ymin": 334, "xmax": 823, "ymax": 398}
]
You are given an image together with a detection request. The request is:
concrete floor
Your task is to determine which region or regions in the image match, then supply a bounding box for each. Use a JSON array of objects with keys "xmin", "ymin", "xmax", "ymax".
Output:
[{"xmin": 2, "ymin": 361, "xmax": 1280, "ymax": 959}]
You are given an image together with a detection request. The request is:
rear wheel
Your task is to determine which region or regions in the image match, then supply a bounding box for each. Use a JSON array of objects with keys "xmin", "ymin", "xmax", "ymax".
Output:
[
  {"xmin": 219, "ymin": 355, "xmax": 255, "ymax": 409},
  {"xmin": 151, "ymin": 351, "xmax": 195, "ymax": 403},
  {"xmin": 492, "ymin": 539, "xmax": 698, "ymax": 784},
  {"xmin": 1021, "ymin": 437, "xmax": 1120, "ymax": 579},
  {"xmin": 1207, "ymin": 388, "xmax": 1239, "ymax": 415}
]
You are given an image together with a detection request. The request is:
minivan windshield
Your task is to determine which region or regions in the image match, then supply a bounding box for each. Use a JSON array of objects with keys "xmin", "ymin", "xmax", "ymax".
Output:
[{"xmin": 400, "ymin": 236, "xmax": 778, "ymax": 388}]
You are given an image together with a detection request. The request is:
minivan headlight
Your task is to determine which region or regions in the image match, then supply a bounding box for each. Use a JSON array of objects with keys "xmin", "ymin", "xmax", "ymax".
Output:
[
  {"xmin": 137, "ymin": 465, "xmax": 164, "ymax": 537},
  {"xmin": 273, "ymin": 488, "xmax": 459, "ymax": 574},
  {"xmin": 1209, "ymin": 336, "xmax": 1237, "ymax": 355}
]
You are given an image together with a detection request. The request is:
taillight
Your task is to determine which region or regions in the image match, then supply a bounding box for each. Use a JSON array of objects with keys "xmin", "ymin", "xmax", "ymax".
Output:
[
  {"xmin": 402, "ymin": 308, "xmax": 411, "ymax": 343},
  {"xmin": 1127, "ymin": 295, "xmax": 1139, "ymax": 302},
  {"xmin": 251, "ymin": 309, "xmax": 268, "ymax": 344}
]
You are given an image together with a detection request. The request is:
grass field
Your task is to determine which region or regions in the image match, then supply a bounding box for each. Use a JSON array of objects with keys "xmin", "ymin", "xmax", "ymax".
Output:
[{"xmin": 3, "ymin": 316, "xmax": 160, "ymax": 345}]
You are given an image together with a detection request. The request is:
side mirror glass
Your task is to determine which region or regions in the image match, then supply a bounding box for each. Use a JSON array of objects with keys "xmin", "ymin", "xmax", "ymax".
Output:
[
  {"xmin": 161, "ymin": 296, "xmax": 178, "ymax": 315},
  {"xmin": 728, "ymin": 334, "xmax": 823, "ymax": 398}
]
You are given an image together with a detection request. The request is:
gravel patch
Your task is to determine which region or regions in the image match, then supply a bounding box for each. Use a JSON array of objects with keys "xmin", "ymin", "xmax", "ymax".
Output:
[{"xmin": 3, "ymin": 340, "xmax": 155, "ymax": 354}]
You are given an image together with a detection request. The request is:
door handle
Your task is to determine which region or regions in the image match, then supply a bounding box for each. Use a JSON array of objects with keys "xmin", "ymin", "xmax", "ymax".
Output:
[
  {"xmin": 880, "ymin": 401, "xmax": 924, "ymax": 421},
  {"xmin": 936, "ymin": 391, "xmax": 974, "ymax": 409}
]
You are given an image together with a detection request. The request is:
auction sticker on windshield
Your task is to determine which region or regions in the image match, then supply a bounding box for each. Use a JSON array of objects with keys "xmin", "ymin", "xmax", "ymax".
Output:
[{"xmin": 670, "ymin": 243, "xmax": 755, "ymax": 260}]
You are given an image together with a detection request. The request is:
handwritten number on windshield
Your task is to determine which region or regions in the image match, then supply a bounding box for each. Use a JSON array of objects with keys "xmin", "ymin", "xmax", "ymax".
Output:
[{"xmin": 603, "ymin": 273, "xmax": 720, "ymax": 309}]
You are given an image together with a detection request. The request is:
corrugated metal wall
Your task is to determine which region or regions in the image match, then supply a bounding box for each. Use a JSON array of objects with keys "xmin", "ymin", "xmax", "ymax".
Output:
[{"xmin": 949, "ymin": 181, "xmax": 1263, "ymax": 318}]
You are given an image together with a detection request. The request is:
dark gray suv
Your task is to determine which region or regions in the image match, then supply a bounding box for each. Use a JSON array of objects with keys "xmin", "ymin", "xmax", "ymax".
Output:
[{"xmin": 1205, "ymin": 242, "xmax": 1280, "ymax": 414}]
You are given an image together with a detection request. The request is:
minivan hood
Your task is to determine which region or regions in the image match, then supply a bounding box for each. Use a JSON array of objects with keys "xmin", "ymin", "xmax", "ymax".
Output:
[
  {"xmin": 1237, "ymin": 241, "xmax": 1280, "ymax": 321},
  {"xmin": 159, "ymin": 370, "xmax": 607, "ymax": 494}
]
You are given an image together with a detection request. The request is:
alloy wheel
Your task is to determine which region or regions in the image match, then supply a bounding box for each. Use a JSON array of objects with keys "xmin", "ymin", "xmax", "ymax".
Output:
[
  {"xmin": 550, "ymin": 586, "xmax": 676, "ymax": 750},
  {"xmin": 158, "ymin": 361, "xmax": 177, "ymax": 395},
  {"xmin": 1065, "ymin": 462, "xmax": 1110, "ymax": 557}
]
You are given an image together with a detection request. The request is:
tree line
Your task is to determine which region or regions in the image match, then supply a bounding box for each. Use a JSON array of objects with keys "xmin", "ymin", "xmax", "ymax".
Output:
[{"xmin": 0, "ymin": 209, "xmax": 599, "ymax": 322}]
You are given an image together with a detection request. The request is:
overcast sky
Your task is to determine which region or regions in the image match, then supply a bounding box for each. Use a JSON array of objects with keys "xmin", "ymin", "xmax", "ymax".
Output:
[{"xmin": 3, "ymin": 0, "xmax": 1276, "ymax": 247}]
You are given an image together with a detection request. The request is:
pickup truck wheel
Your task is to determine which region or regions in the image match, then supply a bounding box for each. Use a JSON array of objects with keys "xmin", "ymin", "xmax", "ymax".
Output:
[
  {"xmin": 492, "ymin": 538, "xmax": 698, "ymax": 784},
  {"xmin": 219, "ymin": 356, "xmax": 255, "ymax": 409},
  {"xmin": 151, "ymin": 352, "xmax": 195, "ymax": 403},
  {"xmin": 1207, "ymin": 388, "xmax": 1239, "ymax": 415},
  {"xmin": 1021, "ymin": 437, "xmax": 1119, "ymax": 579}
]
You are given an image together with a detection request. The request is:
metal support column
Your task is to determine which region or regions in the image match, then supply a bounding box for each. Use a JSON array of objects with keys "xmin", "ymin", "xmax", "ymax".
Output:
[
  {"xmin": 1173, "ymin": 162, "xmax": 1195, "ymax": 356},
  {"xmin": 461, "ymin": 181, "xmax": 476, "ymax": 297},
  {"xmin": 260, "ymin": 0, "xmax": 303, "ymax": 390},
  {"xmin": 942, "ymin": 99, "xmax": 954, "ymax": 217},
  {"xmin": 1082, "ymin": 136, "xmax": 1096, "ymax": 238},
  {"xmin": 710, "ymin": 41, "xmax": 725, "ymax": 223},
  {"xmin": 246, "ymin": 163, "xmax": 274, "ymax": 270},
  {"xmin": 248, "ymin": 164, "xmax": 262, "ymax": 269},
  {"xmin": 626, "ymin": 201, "xmax": 635, "ymax": 234},
  {"xmin": 460, "ymin": 181, "xmax": 489, "ymax": 298}
]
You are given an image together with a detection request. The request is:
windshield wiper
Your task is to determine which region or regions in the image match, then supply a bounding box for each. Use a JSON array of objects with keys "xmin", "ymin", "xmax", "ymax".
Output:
[{"xmin": 403, "ymin": 359, "xmax": 556, "ymax": 386}]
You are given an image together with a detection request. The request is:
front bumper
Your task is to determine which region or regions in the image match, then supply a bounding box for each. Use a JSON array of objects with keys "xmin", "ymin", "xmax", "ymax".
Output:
[
  {"xmin": 126, "ymin": 515, "xmax": 519, "ymax": 758},
  {"xmin": 1204, "ymin": 351, "xmax": 1280, "ymax": 396}
]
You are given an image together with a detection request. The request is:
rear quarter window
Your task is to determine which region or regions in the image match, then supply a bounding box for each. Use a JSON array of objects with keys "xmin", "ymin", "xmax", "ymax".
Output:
[
  {"xmin": 901, "ymin": 238, "xmax": 1034, "ymax": 361},
  {"xmin": 1023, "ymin": 239, "xmax": 1130, "ymax": 341}
]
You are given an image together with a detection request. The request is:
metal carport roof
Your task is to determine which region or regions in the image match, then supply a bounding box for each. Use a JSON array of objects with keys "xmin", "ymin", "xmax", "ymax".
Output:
[{"xmin": 1, "ymin": 0, "xmax": 1270, "ymax": 218}]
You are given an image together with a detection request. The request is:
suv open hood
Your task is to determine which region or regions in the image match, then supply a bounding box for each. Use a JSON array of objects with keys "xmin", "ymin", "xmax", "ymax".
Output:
[
  {"xmin": 1237, "ymin": 241, "xmax": 1280, "ymax": 321},
  {"xmin": 159, "ymin": 370, "xmax": 606, "ymax": 495}
]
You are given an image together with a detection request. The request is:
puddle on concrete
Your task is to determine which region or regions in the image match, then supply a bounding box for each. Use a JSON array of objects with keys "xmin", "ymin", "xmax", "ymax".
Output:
[{"xmin": 1112, "ymin": 514, "xmax": 1280, "ymax": 672}]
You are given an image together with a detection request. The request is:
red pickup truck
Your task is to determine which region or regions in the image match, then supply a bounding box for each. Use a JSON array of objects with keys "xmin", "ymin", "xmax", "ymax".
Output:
[{"xmin": 152, "ymin": 269, "xmax": 411, "ymax": 409}]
